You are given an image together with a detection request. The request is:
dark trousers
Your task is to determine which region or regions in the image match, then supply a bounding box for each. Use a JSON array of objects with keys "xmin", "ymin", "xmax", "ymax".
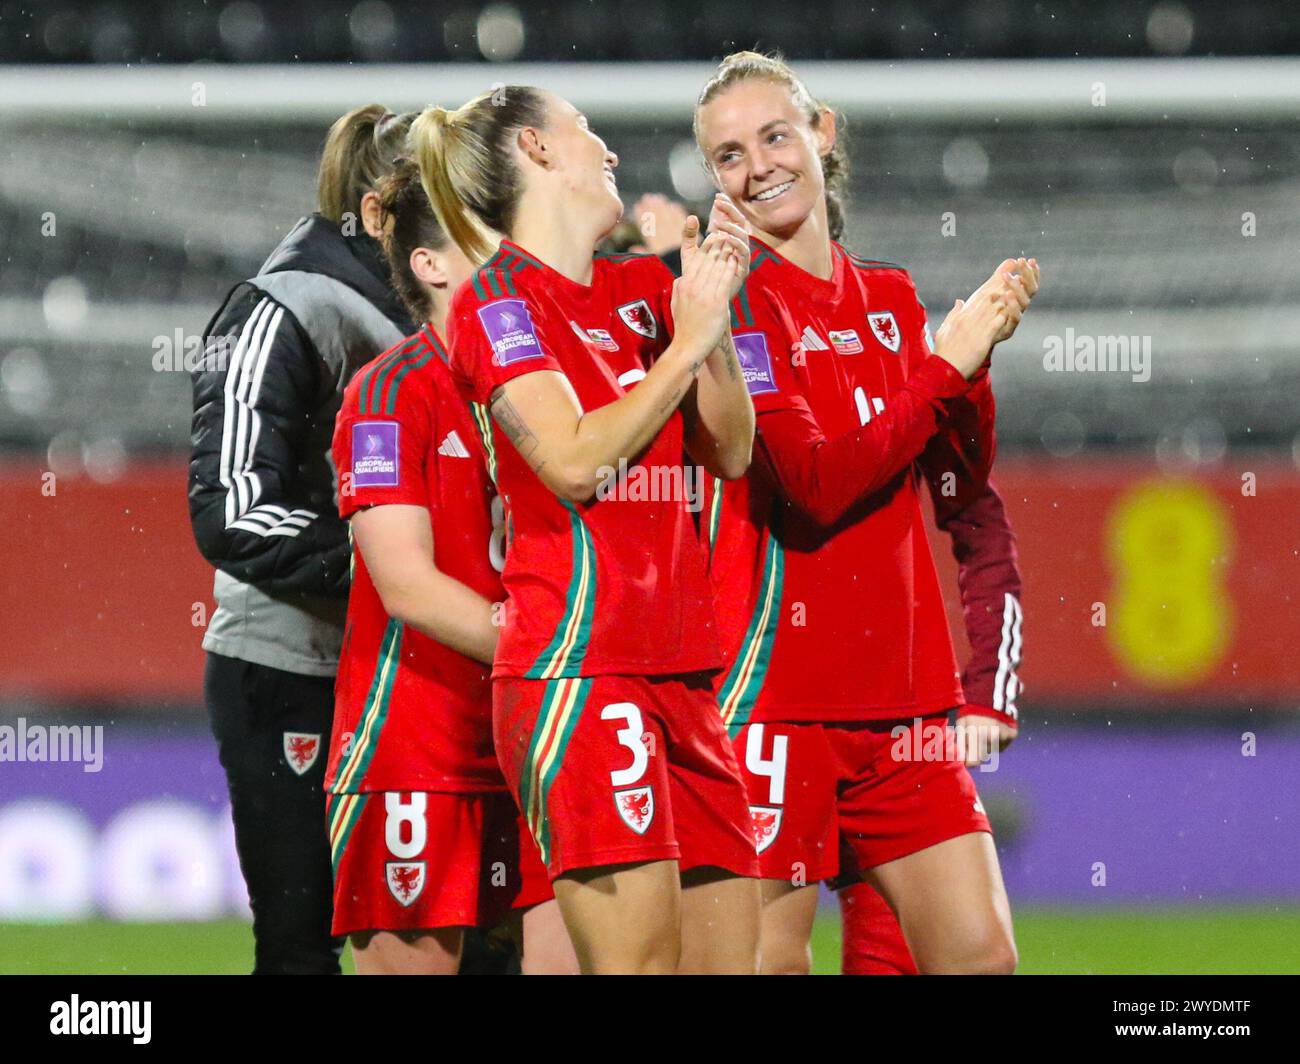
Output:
[{"xmin": 205, "ymin": 652, "xmax": 342, "ymax": 974}]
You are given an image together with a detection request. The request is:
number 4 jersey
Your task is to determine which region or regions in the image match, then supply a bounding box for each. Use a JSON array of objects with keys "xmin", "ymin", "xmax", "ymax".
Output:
[
  {"xmin": 703, "ymin": 238, "xmax": 997, "ymax": 726},
  {"xmin": 327, "ymin": 324, "xmax": 507, "ymax": 795}
]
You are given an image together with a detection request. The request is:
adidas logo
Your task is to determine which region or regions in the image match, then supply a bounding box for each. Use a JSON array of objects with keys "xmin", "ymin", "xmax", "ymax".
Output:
[
  {"xmin": 800, "ymin": 326, "xmax": 829, "ymax": 351},
  {"xmin": 437, "ymin": 430, "xmax": 470, "ymax": 458}
]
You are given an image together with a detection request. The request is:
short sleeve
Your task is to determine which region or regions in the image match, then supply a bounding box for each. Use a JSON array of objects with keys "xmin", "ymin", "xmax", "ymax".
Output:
[
  {"xmin": 333, "ymin": 371, "xmax": 433, "ymax": 520},
  {"xmin": 447, "ymin": 273, "xmax": 565, "ymax": 404}
]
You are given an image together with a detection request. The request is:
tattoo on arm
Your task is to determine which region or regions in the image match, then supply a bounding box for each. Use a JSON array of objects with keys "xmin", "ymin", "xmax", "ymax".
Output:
[
  {"xmin": 719, "ymin": 331, "xmax": 740, "ymax": 382},
  {"xmin": 490, "ymin": 388, "xmax": 548, "ymax": 476},
  {"xmin": 654, "ymin": 377, "xmax": 694, "ymax": 419}
]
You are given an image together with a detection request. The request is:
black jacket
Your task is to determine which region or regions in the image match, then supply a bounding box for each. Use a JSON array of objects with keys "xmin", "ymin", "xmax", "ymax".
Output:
[{"xmin": 188, "ymin": 215, "xmax": 414, "ymax": 674}]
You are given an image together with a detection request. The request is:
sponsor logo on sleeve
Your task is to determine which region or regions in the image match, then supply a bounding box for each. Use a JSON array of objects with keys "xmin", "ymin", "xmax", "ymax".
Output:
[
  {"xmin": 867, "ymin": 310, "xmax": 901, "ymax": 352},
  {"xmin": 478, "ymin": 298, "xmax": 545, "ymax": 366},
  {"xmin": 351, "ymin": 422, "xmax": 399, "ymax": 487},
  {"xmin": 733, "ymin": 332, "xmax": 778, "ymax": 396}
]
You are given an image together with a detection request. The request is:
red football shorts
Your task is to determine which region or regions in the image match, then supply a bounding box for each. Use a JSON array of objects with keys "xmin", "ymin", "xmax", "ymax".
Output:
[
  {"xmin": 493, "ymin": 672, "xmax": 760, "ymax": 880},
  {"xmin": 839, "ymin": 880, "xmax": 918, "ymax": 976},
  {"xmin": 327, "ymin": 789, "xmax": 552, "ymax": 937},
  {"xmin": 730, "ymin": 719, "xmax": 840, "ymax": 882},
  {"xmin": 730, "ymin": 712, "xmax": 991, "ymax": 883}
]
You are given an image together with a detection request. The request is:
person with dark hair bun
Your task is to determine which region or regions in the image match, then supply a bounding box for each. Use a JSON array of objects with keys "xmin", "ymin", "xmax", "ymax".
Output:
[{"xmin": 188, "ymin": 105, "xmax": 415, "ymax": 974}]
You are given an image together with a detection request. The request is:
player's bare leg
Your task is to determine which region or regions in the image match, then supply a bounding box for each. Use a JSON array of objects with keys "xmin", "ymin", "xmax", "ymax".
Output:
[
  {"xmin": 350, "ymin": 927, "xmax": 462, "ymax": 975},
  {"xmin": 552, "ymin": 859, "xmax": 681, "ymax": 974},
  {"xmin": 677, "ymin": 867, "xmax": 760, "ymax": 974},
  {"xmin": 509, "ymin": 898, "xmax": 581, "ymax": 974},
  {"xmin": 867, "ymin": 832, "xmax": 1017, "ymax": 974},
  {"xmin": 754, "ymin": 880, "xmax": 818, "ymax": 975}
]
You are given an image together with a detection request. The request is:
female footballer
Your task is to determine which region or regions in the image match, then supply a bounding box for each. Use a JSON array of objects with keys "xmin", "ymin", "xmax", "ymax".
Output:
[
  {"xmin": 412, "ymin": 87, "xmax": 762, "ymax": 974},
  {"xmin": 326, "ymin": 160, "xmax": 579, "ymax": 974},
  {"xmin": 692, "ymin": 51, "xmax": 1039, "ymax": 974}
]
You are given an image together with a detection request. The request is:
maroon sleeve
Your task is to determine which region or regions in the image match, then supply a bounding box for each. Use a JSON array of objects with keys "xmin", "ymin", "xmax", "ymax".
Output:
[
  {"xmin": 933, "ymin": 481, "xmax": 1023, "ymax": 724},
  {"xmin": 916, "ymin": 288, "xmax": 997, "ymax": 516},
  {"xmin": 930, "ymin": 375, "xmax": 996, "ymax": 498},
  {"xmin": 916, "ymin": 378, "xmax": 997, "ymax": 526}
]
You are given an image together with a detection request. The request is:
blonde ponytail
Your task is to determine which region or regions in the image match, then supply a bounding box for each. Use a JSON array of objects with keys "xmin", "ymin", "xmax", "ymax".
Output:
[
  {"xmin": 410, "ymin": 87, "xmax": 550, "ymax": 267},
  {"xmin": 411, "ymin": 107, "xmax": 496, "ymax": 266}
]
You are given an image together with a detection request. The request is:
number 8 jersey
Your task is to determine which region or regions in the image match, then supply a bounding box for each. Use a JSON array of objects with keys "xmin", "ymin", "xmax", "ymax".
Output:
[{"xmin": 327, "ymin": 324, "xmax": 507, "ymax": 795}]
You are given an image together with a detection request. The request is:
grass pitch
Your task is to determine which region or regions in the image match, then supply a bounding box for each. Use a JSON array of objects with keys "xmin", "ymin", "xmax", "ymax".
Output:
[{"xmin": 4, "ymin": 907, "xmax": 1297, "ymax": 974}]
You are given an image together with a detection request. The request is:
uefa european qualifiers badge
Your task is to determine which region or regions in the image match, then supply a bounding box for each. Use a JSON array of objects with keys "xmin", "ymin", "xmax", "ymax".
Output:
[
  {"xmin": 867, "ymin": 311, "xmax": 901, "ymax": 352},
  {"xmin": 479, "ymin": 298, "xmax": 545, "ymax": 366},
  {"xmin": 352, "ymin": 422, "xmax": 399, "ymax": 488},
  {"xmin": 733, "ymin": 332, "xmax": 778, "ymax": 396}
]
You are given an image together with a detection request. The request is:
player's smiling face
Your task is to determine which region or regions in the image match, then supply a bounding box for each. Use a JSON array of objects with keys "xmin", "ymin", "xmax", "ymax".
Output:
[
  {"xmin": 538, "ymin": 92, "xmax": 623, "ymax": 236},
  {"xmin": 697, "ymin": 79, "xmax": 834, "ymax": 239}
]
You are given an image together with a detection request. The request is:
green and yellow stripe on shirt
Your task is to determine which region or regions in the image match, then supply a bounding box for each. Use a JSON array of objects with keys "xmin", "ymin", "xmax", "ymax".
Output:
[
  {"xmin": 330, "ymin": 618, "xmax": 403, "ymax": 795},
  {"xmin": 705, "ymin": 475, "xmax": 724, "ymax": 563},
  {"xmin": 524, "ymin": 502, "xmax": 596, "ymax": 680},
  {"xmin": 718, "ymin": 530, "xmax": 784, "ymax": 736}
]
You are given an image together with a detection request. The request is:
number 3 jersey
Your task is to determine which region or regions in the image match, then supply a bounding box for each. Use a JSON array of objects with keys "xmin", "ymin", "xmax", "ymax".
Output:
[
  {"xmin": 703, "ymin": 238, "xmax": 997, "ymax": 727},
  {"xmin": 326, "ymin": 324, "xmax": 506, "ymax": 795},
  {"xmin": 447, "ymin": 240, "xmax": 723, "ymax": 681}
]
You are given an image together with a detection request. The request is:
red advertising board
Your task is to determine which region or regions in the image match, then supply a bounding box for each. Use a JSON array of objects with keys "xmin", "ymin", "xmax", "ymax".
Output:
[
  {"xmin": 2, "ymin": 457, "xmax": 1295, "ymax": 708},
  {"xmin": 934, "ymin": 458, "xmax": 1296, "ymax": 706}
]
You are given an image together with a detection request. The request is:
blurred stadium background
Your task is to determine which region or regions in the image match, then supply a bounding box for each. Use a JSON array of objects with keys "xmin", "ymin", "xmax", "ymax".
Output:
[{"xmin": 1, "ymin": 0, "xmax": 1298, "ymax": 974}]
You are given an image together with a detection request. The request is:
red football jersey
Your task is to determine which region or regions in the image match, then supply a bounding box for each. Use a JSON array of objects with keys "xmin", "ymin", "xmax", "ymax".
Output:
[
  {"xmin": 326, "ymin": 325, "xmax": 506, "ymax": 794},
  {"xmin": 447, "ymin": 239, "xmax": 722, "ymax": 680},
  {"xmin": 704, "ymin": 238, "xmax": 995, "ymax": 725}
]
